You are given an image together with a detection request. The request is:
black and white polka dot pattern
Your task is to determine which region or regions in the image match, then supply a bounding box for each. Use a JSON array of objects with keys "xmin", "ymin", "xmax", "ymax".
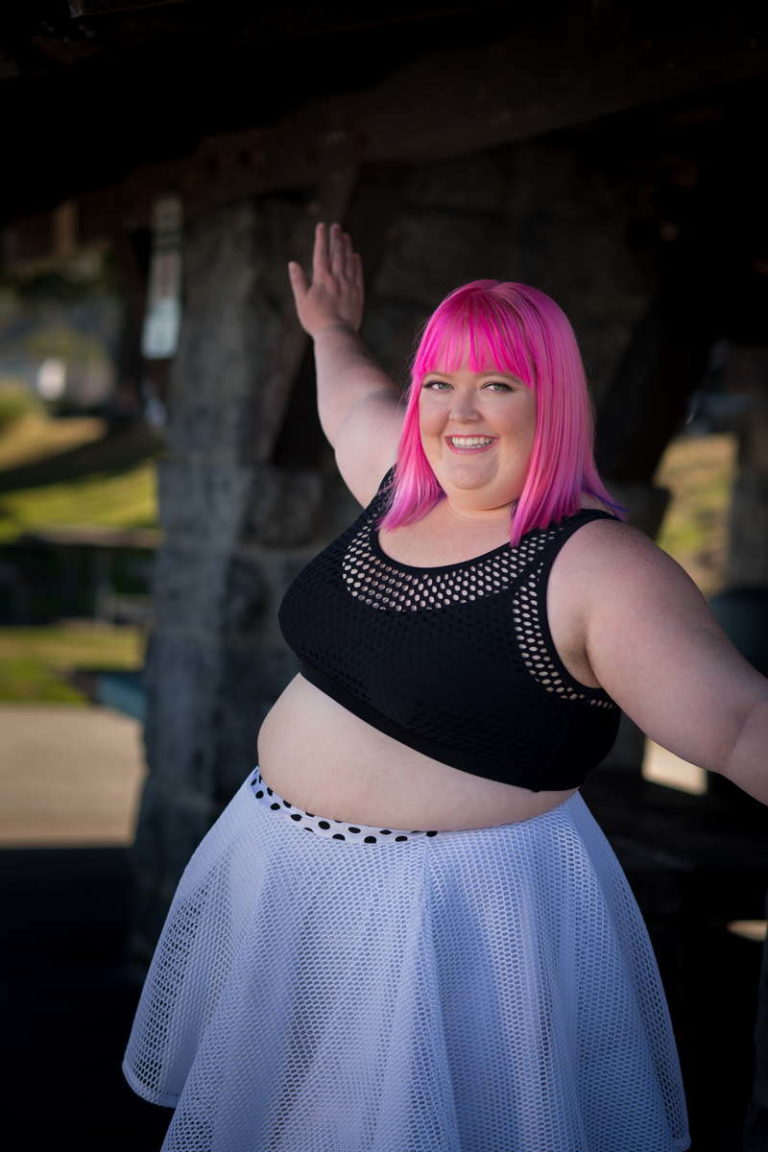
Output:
[{"xmin": 249, "ymin": 767, "xmax": 438, "ymax": 843}]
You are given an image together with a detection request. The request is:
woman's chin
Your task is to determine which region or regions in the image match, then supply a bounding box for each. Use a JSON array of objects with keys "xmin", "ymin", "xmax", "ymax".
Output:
[{"xmin": 436, "ymin": 457, "xmax": 496, "ymax": 486}]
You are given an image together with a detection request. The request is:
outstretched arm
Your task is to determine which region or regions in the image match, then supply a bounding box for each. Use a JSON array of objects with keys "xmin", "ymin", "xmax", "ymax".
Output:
[
  {"xmin": 725, "ymin": 690, "xmax": 768, "ymax": 804},
  {"xmin": 573, "ymin": 519, "xmax": 768, "ymax": 805},
  {"xmin": 288, "ymin": 221, "xmax": 400, "ymax": 449}
]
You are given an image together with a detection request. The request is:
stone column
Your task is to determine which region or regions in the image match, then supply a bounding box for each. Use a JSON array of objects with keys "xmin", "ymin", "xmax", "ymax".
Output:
[{"xmin": 126, "ymin": 197, "xmax": 323, "ymax": 963}]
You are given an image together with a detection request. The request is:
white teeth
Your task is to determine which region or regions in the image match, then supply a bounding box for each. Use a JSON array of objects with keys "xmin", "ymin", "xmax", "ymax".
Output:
[{"xmin": 449, "ymin": 436, "xmax": 494, "ymax": 447}]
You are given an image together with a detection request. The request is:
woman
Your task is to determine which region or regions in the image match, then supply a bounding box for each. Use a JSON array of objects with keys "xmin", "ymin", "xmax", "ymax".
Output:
[{"xmin": 123, "ymin": 221, "xmax": 767, "ymax": 1151}]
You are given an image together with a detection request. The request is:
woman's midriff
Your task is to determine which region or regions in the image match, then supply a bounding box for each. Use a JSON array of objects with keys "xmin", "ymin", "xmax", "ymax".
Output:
[{"xmin": 256, "ymin": 673, "xmax": 579, "ymax": 832}]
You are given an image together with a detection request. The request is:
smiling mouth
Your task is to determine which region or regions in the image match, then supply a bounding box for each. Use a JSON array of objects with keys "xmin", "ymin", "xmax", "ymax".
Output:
[{"xmin": 445, "ymin": 436, "xmax": 497, "ymax": 452}]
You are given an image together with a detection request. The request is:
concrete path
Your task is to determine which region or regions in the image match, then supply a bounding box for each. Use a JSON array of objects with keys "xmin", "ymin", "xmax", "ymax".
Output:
[{"xmin": 0, "ymin": 703, "xmax": 145, "ymax": 846}]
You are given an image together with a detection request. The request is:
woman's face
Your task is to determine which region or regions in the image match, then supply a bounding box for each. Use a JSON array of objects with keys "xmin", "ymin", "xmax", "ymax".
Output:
[{"xmin": 418, "ymin": 365, "xmax": 537, "ymax": 517}]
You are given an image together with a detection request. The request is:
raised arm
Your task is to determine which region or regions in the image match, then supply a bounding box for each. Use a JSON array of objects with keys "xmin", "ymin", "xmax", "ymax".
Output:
[
  {"xmin": 288, "ymin": 221, "xmax": 400, "ymax": 449},
  {"xmin": 570, "ymin": 519, "xmax": 768, "ymax": 806}
]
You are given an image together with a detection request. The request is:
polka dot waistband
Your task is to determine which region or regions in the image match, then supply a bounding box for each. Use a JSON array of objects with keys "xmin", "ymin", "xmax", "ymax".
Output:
[{"xmin": 248, "ymin": 768, "xmax": 439, "ymax": 844}]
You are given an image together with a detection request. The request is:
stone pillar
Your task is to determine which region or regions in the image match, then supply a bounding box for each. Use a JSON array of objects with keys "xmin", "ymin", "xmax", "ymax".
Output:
[{"xmin": 126, "ymin": 197, "xmax": 322, "ymax": 963}]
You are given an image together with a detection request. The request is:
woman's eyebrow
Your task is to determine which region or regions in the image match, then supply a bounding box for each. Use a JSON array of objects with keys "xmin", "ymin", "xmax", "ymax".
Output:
[{"xmin": 425, "ymin": 370, "xmax": 518, "ymax": 379}]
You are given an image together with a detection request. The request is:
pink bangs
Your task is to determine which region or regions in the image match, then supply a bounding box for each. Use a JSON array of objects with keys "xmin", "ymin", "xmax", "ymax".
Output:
[
  {"xmin": 376, "ymin": 280, "xmax": 626, "ymax": 547},
  {"xmin": 414, "ymin": 282, "xmax": 536, "ymax": 385}
]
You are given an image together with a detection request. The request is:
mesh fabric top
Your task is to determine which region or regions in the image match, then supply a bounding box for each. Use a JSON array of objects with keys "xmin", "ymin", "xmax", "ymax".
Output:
[{"xmin": 278, "ymin": 467, "xmax": 622, "ymax": 791}]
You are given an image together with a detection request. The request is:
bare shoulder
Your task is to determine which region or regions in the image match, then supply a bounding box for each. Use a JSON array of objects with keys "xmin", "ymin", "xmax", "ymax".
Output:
[
  {"xmin": 570, "ymin": 512, "xmax": 659, "ymax": 554},
  {"xmin": 558, "ymin": 513, "xmax": 764, "ymax": 774},
  {"xmin": 559, "ymin": 514, "xmax": 732, "ymax": 700},
  {"xmin": 561, "ymin": 514, "xmax": 692, "ymax": 597},
  {"xmin": 547, "ymin": 515, "xmax": 677, "ymax": 671}
]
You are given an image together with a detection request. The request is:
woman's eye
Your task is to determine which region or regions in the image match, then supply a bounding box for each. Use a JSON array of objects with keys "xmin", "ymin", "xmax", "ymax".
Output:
[{"xmin": 423, "ymin": 380, "xmax": 512, "ymax": 391}]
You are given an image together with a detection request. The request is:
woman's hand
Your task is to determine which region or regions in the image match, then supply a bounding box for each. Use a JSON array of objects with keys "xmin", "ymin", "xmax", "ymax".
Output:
[{"xmin": 288, "ymin": 221, "xmax": 364, "ymax": 338}]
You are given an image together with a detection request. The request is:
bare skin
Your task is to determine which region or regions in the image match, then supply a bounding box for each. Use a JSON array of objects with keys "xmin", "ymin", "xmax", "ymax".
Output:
[{"xmin": 260, "ymin": 221, "xmax": 768, "ymax": 827}]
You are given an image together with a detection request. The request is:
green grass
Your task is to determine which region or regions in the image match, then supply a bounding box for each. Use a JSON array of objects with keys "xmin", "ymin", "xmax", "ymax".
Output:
[
  {"xmin": 0, "ymin": 622, "xmax": 145, "ymax": 703},
  {"xmin": 0, "ymin": 412, "xmax": 158, "ymax": 701},
  {"xmin": 0, "ymin": 385, "xmax": 46, "ymax": 432},
  {"xmin": 0, "ymin": 408, "xmax": 160, "ymax": 541},
  {"xmin": 0, "ymin": 412, "xmax": 106, "ymax": 469},
  {"xmin": 654, "ymin": 431, "xmax": 737, "ymax": 598},
  {"xmin": 0, "ymin": 460, "xmax": 159, "ymax": 542}
]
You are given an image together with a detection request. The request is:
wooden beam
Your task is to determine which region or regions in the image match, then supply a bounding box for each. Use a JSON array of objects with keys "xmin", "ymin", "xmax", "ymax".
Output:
[
  {"xmin": 68, "ymin": 0, "xmax": 186, "ymax": 15},
  {"xmin": 4, "ymin": 13, "xmax": 767, "ymax": 231}
]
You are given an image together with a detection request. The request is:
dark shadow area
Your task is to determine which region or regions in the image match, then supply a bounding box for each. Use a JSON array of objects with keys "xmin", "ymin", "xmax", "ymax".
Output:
[{"xmin": 1, "ymin": 845, "xmax": 171, "ymax": 1150}]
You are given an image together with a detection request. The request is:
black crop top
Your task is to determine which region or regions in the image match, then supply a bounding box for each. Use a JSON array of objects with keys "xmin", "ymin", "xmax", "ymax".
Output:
[{"xmin": 277, "ymin": 467, "xmax": 622, "ymax": 792}]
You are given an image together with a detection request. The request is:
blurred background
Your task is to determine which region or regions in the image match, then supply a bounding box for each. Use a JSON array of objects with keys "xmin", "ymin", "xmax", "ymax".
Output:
[{"xmin": 1, "ymin": 2, "xmax": 767, "ymax": 1149}]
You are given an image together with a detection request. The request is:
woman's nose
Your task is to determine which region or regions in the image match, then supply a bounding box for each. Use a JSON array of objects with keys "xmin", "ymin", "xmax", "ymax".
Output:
[{"xmin": 450, "ymin": 393, "xmax": 480, "ymax": 419}]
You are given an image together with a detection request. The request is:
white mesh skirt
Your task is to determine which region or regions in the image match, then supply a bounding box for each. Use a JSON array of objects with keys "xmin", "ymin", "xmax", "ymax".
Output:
[{"xmin": 122, "ymin": 766, "xmax": 691, "ymax": 1152}]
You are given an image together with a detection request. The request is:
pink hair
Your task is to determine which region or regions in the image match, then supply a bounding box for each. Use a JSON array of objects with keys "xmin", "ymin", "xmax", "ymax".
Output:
[{"xmin": 376, "ymin": 279, "xmax": 627, "ymax": 547}]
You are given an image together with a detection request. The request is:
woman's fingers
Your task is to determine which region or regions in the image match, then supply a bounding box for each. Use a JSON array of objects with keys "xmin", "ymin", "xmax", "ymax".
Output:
[
  {"xmin": 352, "ymin": 251, "xmax": 364, "ymax": 297},
  {"xmin": 287, "ymin": 261, "xmax": 308, "ymax": 303},
  {"xmin": 288, "ymin": 222, "xmax": 364, "ymax": 334},
  {"xmin": 307, "ymin": 221, "xmax": 358, "ymax": 286},
  {"xmin": 312, "ymin": 221, "xmax": 330, "ymax": 280},
  {"xmin": 341, "ymin": 232, "xmax": 356, "ymax": 279},
  {"xmin": 329, "ymin": 223, "xmax": 346, "ymax": 279}
]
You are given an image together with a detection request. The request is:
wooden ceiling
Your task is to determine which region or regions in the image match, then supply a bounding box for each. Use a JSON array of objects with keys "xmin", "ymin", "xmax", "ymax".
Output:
[
  {"xmin": 2, "ymin": 1, "xmax": 532, "ymax": 222},
  {"xmin": 2, "ymin": 3, "xmax": 766, "ymax": 226}
]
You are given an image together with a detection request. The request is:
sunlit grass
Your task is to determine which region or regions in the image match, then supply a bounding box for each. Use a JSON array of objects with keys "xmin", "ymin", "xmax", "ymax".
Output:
[
  {"xmin": 0, "ymin": 409, "xmax": 160, "ymax": 541},
  {"xmin": 0, "ymin": 622, "xmax": 145, "ymax": 703},
  {"xmin": 653, "ymin": 431, "xmax": 737, "ymax": 598},
  {"xmin": 0, "ymin": 412, "xmax": 107, "ymax": 469},
  {"xmin": 0, "ymin": 411, "xmax": 157, "ymax": 701},
  {"xmin": 0, "ymin": 461, "xmax": 159, "ymax": 541}
]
